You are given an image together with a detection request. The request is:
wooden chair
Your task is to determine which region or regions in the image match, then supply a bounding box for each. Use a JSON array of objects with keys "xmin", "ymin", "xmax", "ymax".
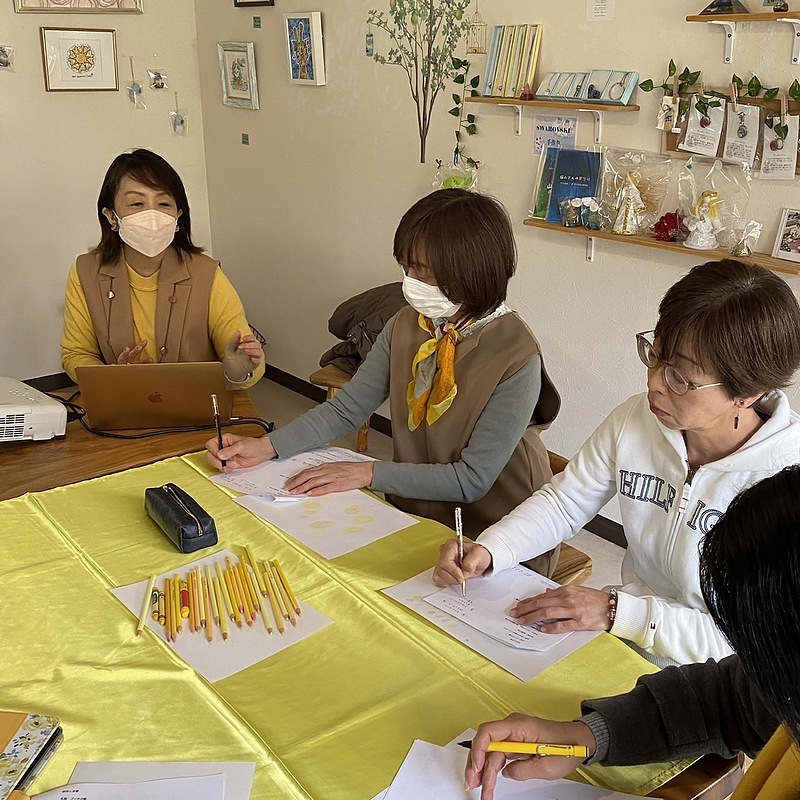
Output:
[
  {"xmin": 547, "ymin": 450, "xmax": 594, "ymax": 586},
  {"xmin": 308, "ymin": 364, "xmax": 370, "ymax": 452}
]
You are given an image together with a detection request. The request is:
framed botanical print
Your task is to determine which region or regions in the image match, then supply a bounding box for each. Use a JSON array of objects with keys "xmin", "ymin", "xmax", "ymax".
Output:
[
  {"xmin": 218, "ymin": 41, "xmax": 259, "ymax": 109},
  {"xmin": 17, "ymin": 0, "xmax": 142, "ymax": 12},
  {"xmin": 284, "ymin": 12, "xmax": 325, "ymax": 86},
  {"xmin": 40, "ymin": 27, "xmax": 118, "ymax": 91}
]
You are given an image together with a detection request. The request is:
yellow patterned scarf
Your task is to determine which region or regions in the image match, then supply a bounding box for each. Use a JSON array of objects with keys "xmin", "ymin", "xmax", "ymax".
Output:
[{"xmin": 407, "ymin": 313, "xmax": 470, "ymax": 430}]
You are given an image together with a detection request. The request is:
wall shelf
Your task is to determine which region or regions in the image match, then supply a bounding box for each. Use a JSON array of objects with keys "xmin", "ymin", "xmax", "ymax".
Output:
[
  {"xmin": 522, "ymin": 218, "xmax": 800, "ymax": 277},
  {"xmin": 685, "ymin": 12, "xmax": 800, "ymax": 64},
  {"xmin": 466, "ymin": 96, "xmax": 638, "ymax": 142}
]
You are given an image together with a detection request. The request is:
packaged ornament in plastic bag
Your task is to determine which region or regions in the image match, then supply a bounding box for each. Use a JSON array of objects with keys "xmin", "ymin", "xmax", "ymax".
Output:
[
  {"xmin": 432, "ymin": 159, "xmax": 479, "ymax": 191},
  {"xmin": 729, "ymin": 218, "xmax": 762, "ymax": 257}
]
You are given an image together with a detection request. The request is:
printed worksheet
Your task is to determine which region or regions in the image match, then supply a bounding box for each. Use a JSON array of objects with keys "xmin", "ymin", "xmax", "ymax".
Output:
[
  {"xmin": 423, "ymin": 565, "xmax": 572, "ymax": 651},
  {"xmin": 209, "ymin": 446, "xmax": 375, "ymax": 497},
  {"xmin": 37, "ymin": 774, "xmax": 225, "ymax": 800}
]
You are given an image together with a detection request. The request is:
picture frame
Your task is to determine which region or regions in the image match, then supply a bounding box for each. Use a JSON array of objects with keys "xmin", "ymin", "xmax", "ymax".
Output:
[
  {"xmin": 234, "ymin": 0, "xmax": 274, "ymax": 5},
  {"xmin": 284, "ymin": 12, "xmax": 325, "ymax": 86},
  {"xmin": 217, "ymin": 41, "xmax": 259, "ymax": 110},
  {"xmin": 772, "ymin": 208, "xmax": 800, "ymax": 262},
  {"xmin": 17, "ymin": 0, "xmax": 142, "ymax": 13},
  {"xmin": 40, "ymin": 27, "xmax": 118, "ymax": 91}
]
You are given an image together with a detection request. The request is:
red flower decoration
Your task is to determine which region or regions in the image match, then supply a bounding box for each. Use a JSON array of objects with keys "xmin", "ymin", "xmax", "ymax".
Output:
[{"xmin": 652, "ymin": 211, "xmax": 681, "ymax": 242}]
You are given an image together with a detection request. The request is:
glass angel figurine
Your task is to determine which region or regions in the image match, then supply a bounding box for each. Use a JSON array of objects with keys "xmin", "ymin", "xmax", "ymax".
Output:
[
  {"xmin": 612, "ymin": 171, "xmax": 646, "ymax": 236},
  {"xmin": 683, "ymin": 190, "xmax": 723, "ymax": 250}
]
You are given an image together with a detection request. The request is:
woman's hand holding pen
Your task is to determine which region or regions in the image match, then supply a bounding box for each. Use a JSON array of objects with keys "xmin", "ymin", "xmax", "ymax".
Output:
[
  {"xmin": 433, "ymin": 539, "xmax": 493, "ymax": 587},
  {"xmin": 509, "ymin": 586, "xmax": 612, "ymax": 633},
  {"xmin": 284, "ymin": 461, "xmax": 375, "ymax": 496},
  {"xmin": 206, "ymin": 433, "xmax": 275, "ymax": 471},
  {"xmin": 465, "ymin": 714, "xmax": 596, "ymax": 799}
]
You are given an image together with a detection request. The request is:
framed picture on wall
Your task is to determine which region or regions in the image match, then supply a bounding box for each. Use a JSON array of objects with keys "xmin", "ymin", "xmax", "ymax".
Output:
[
  {"xmin": 772, "ymin": 208, "xmax": 800, "ymax": 263},
  {"xmin": 218, "ymin": 41, "xmax": 259, "ymax": 109},
  {"xmin": 284, "ymin": 12, "xmax": 326, "ymax": 86},
  {"xmin": 17, "ymin": 0, "xmax": 142, "ymax": 12},
  {"xmin": 40, "ymin": 27, "xmax": 118, "ymax": 91},
  {"xmin": 234, "ymin": 0, "xmax": 275, "ymax": 6}
]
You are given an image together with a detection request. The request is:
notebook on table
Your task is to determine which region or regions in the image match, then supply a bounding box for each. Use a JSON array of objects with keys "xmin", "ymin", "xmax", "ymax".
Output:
[
  {"xmin": 75, "ymin": 362, "xmax": 233, "ymax": 430},
  {"xmin": 0, "ymin": 711, "xmax": 62, "ymax": 799}
]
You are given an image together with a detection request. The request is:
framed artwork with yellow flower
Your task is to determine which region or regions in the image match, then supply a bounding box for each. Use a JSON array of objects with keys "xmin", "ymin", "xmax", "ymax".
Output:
[{"xmin": 40, "ymin": 27, "xmax": 118, "ymax": 91}]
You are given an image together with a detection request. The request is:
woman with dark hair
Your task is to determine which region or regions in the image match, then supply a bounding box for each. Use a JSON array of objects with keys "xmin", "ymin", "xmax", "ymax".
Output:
[
  {"xmin": 435, "ymin": 260, "xmax": 800, "ymax": 664},
  {"xmin": 61, "ymin": 149, "xmax": 264, "ymax": 387},
  {"xmin": 464, "ymin": 467, "xmax": 800, "ymax": 799},
  {"xmin": 207, "ymin": 189, "xmax": 562, "ymax": 576}
]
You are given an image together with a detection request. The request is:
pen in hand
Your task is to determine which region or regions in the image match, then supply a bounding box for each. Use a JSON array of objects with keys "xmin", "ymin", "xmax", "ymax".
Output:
[
  {"xmin": 457, "ymin": 740, "xmax": 589, "ymax": 758},
  {"xmin": 212, "ymin": 393, "xmax": 226, "ymax": 468},
  {"xmin": 455, "ymin": 506, "xmax": 465, "ymax": 597}
]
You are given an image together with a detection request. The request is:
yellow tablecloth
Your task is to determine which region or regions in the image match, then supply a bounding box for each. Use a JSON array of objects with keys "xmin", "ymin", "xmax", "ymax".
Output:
[{"xmin": 1, "ymin": 453, "xmax": 690, "ymax": 798}]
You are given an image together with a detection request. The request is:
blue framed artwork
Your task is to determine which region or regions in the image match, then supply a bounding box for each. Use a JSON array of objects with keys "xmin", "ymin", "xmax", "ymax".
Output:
[{"xmin": 284, "ymin": 12, "xmax": 325, "ymax": 86}]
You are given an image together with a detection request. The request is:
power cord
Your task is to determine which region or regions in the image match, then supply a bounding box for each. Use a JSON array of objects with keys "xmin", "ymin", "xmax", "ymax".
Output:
[{"xmin": 45, "ymin": 392, "xmax": 275, "ymax": 439}]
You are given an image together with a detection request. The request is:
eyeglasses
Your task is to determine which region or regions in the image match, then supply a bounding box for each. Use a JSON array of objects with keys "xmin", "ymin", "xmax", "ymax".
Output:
[{"xmin": 636, "ymin": 330, "xmax": 723, "ymax": 396}]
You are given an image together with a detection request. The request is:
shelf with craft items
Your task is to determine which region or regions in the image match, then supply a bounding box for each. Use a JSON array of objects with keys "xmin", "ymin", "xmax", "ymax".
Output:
[
  {"xmin": 522, "ymin": 217, "xmax": 800, "ymax": 277},
  {"xmin": 685, "ymin": 12, "xmax": 800, "ymax": 65},
  {"xmin": 465, "ymin": 96, "xmax": 639, "ymax": 143}
]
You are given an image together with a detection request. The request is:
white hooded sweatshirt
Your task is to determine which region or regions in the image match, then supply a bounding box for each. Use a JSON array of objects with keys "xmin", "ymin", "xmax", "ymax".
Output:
[{"xmin": 477, "ymin": 391, "xmax": 800, "ymax": 665}]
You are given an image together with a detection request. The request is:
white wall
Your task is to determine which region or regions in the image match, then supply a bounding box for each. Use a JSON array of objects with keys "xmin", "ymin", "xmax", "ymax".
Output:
[
  {"xmin": 195, "ymin": 0, "xmax": 800, "ymax": 477},
  {"xmin": 0, "ymin": 0, "xmax": 211, "ymax": 380}
]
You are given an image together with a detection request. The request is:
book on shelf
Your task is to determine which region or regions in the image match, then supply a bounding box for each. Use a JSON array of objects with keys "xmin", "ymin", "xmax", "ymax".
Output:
[
  {"xmin": 520, "ymin": 25, "xmax": 542, "ymax": 94},
  {"xmin": 482, "ymin": 24, "xmax": 543, "ymax": 100},
  {"xmin": 544, "ymin": 148, "xmax": 602, "ymax": 224},
  {"xmin": 482, "ymin": 25, "xmax": 503, "ymax": 95},
  {"xmin": 492, "ymin": 25, "xmax": 514, "ymax": 96},
  {"xmin": 506, "ymin": 25, "xmax": 527, "ymax": 98}
]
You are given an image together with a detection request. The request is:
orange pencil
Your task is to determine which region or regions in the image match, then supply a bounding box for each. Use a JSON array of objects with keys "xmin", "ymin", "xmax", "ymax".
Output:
[
  {"xmin": 264, "ymin": 566, "xmax": 286, "ymax": 635},
  {"xmin": 271, "ymin": 562, "xmax": 296, "ymax": 627},
  {"xmin": 213, "ymin": 576, "xmax": 229, "ymax": 641},
  {"xmin": 202, "ymin": 574, "xmax": 213, "ymax": 642}
]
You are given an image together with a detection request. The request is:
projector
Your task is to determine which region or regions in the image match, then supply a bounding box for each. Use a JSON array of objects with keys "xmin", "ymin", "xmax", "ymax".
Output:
[{"xmin": 0, "ymin": 378, "xmax": 67, "ymax": 442}]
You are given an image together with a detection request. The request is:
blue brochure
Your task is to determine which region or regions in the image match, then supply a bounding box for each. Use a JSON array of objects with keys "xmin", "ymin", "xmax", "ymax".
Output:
[{"xmin": 545, "ymin": 149, "xmax": 601, "ymax": 224}]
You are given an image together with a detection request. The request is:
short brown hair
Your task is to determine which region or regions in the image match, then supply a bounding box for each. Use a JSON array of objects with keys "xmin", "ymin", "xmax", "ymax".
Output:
[
  {"xmin": 95, "ymin": 149, "xmax": 203, "ymax": 265},
  {"xmin": 393, "ymin": 189, "xmax": 516, "ymax": 319},
  {"xmin": 655, "ymin": 259, "xmax": 800, "ymax": 398}
]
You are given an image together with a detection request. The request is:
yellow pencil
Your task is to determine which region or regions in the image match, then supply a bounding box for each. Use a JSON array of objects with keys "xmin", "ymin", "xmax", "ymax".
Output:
[
  {"xmin": 164, "ymin": 578, "xmax": 172, "ymax": 641},
  {"xmin": 238, "ymin": 559, "xmax": 259, "ymax": 611},
  {"xmin": 230, "ymin": 562, "xmax": 253, "ymax": 626},
  {"xmin": 192, "ymin": 569, "xmax": 202, "ymax": 630},
  {"xmin": 157, "ymin": 588, "xmax": 166, "ymax": 626},
  {"xmin": 215, "ymin": 562, "xmax": 235, "ymax": 621},
  {"xmin": 188, "ymin": 570, "xmax": 197, "ymax": 632},
  {"xmin": 226, "ymin": 558, "xmax": 244, "ymax": 610},
  {"xmin": 272, "ymin": 559, "xmax": 301, "ymax": 615},
  {"xmin": 205, "ymin": 566, "xmax": 220, "ymax": 625},
  {"xmin": 173, "ymin": 574, "xmax": 182, "ymax": 636},
  {"xmin": 202, "ymin": 574, "xmax": 213, "ymax": 642},
  {"xmin": 271, "ymin": 562, "xmax": 296, "ymax": 627},
  {"xmin": 246, "ymin": 562, "xmax": 273, "ymax": 635},
  {"xmin": 223, "ymin": 566, "xmax": 243, "ymax": 628},
  {"xmin": 137, "ymin": 574, "xmax": 157, "ymax": 636},
  {"xmin": 245, "ymin": 544, "xmax": 267, "ymax": 596},
  {"xmin": 168, "ymin": 578, "xmax": 177, "ymax": 641},
  {"xmin": 213, "ymin": 576, "xmax": 229, "ymax": 641},
  {"xmin": 194, "ymin": 568, "xmax": 206, "ymax": 629},
  {"xmin": 264, "ymin": 564, "xmax": 286, "ymax": 634},
  {"xmin": 236, "ymin": 561, "xmax": 257, "ymax": 622},
  {"xmin": 268, "ymin": 562, "xmax": 290, "ymax": 621}
]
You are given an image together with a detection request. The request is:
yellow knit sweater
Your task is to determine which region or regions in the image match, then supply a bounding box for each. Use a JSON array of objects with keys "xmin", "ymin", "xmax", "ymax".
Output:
[{"xmin": 733, "ymin": 727, "xmax": 800, "ymax": 799}]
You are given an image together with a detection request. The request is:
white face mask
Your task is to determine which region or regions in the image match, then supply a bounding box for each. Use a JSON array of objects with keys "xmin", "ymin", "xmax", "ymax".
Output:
[
  {"xmin": 115, "ymin": 209, "xmax": 177, "ymax": 258},
  {"xmin": 402, "ymin": 275, "xmax": 461, "ymax": 319}
]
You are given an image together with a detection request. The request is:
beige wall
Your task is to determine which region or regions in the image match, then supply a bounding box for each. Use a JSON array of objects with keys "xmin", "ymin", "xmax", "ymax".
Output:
[
  {"xmin": 195, "ymin": 0, "xmax": 800, "ymax": 474},
  {"xmin": 0, "ymin": 0, "xmax": 210, "ymax": 380}
]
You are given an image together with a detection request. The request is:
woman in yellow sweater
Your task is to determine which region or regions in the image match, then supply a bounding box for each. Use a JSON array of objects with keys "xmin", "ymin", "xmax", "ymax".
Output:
[{"xmin": 61, "ymin": 149, "xmax": 264, "ymax": 388}]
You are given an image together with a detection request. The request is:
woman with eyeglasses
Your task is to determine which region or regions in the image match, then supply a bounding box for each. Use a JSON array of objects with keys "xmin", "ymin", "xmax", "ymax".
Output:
[{"xmin": 434, "ymin": 259, "xmax": 800, "ymax": 665}]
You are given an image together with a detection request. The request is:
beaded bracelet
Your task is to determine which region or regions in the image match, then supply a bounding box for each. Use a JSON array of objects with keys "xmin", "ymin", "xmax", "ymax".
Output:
[{"xmin": 607, "ymin": 588, "xmax": 618, "ymax": 629}]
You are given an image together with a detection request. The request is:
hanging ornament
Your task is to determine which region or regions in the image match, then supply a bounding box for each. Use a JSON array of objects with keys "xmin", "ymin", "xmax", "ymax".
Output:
[
  {"xmin": 126, "ymin": 55, "xmax": 146, "ymax": 110},
  {"xmin": 366, "ymin": 22, "xmax": 374, "ymax": 57},
  {"xmin": 466, "ymin": 0, "xmax": 487, "ymax": 55},
  {"xmin": 169, "ymin": 91, "xmax": 187, "ymax": 135}
]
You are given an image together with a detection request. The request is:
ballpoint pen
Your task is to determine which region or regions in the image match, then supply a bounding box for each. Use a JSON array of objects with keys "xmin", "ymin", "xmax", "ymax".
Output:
[
  {"xmin": 455, "ymin": 506, "xmax": 465, "ymax": 597},
  {"xmin": 212, "ymin": 393, "xmax": 226, "ymax": 468},
  {"xmin": 457, "ymin": 740, "xmax": 589, "ymax": 758}
]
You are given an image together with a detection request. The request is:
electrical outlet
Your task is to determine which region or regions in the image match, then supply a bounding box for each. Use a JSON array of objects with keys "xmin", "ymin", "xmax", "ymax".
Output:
[
  {"xmin": 241, "ymin": 133, "xmax": 250, "ymax": 145},
  {"xmin": 253, "ymin": 16, "xmax": 262, "ymax": 28}
]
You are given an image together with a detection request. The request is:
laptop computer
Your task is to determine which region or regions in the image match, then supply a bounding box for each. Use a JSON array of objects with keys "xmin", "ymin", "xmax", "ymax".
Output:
[{"xmin": 75, "ymin": 362, "xmax": 234, "ymax": 430}]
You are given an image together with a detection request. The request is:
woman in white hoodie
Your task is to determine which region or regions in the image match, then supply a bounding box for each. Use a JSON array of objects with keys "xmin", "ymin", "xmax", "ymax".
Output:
[{"xmin": 434, "ymin": 259, "xmax": 800, "ymax": 665}]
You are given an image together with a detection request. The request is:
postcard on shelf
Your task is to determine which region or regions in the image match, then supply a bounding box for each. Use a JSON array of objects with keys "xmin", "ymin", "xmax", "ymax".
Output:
[
  {"xmin": 530, "ymin": 145, "xmax": 561, "ymax": 219},
  {"xmin": 772, "ymin": 208, "xmax": 800, "ymax": 262},
  {"xmin": 545, "ymin": 148, "xmax": 601, "ymax": 224}
]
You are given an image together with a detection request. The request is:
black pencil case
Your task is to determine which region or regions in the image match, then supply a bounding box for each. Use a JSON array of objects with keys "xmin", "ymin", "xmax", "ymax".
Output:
[{"xmin": 144, "ymin": 483, "xmax": 218, "ymax": 553}]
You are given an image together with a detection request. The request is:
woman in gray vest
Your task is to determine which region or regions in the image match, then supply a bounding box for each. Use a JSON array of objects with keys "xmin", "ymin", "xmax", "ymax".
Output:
[
  {"xmin": 207, "ymin": 189, "xmax": 562, "ymax": 576},
  {"xmin": 61, "ymin": 149, "xmax": 263, "ymax": 388}
]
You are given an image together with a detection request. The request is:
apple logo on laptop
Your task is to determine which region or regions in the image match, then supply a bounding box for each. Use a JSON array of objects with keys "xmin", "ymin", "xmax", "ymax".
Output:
[{"xmin": 147, "ymin": 391, "xmax": 164, "ymax": 404}]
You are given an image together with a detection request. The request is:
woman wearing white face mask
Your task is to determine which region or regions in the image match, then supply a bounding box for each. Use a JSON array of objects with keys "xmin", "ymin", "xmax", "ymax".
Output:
[
  {"xmin": 61, "ymin": 148, "xmax": 264, "ymax": 387},
  {"xmin": 206, "ymin": 189, "xmax": 562, "ymax": 575}
]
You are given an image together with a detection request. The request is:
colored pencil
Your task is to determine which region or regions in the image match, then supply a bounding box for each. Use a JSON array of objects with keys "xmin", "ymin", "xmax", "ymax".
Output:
[
  {"xmin": 137, "ymin": 574, "xmax": 157, "ymax": 636},
  {"xmin": 272, "ymin": 559, "xmax": 301, "ymax": 615}
]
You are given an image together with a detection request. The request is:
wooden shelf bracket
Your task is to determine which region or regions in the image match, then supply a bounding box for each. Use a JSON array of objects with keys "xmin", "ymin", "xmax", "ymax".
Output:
[
  {"xmin": 778, "ymin": 18, "xmax": 800, "ymax": 65},
  {"xmin": 707, "ymin": 19, "xmax": 736, "ymax": 64},
  {"xmin": 496, "ymin": 103, "xmax": 523, "ymax": 136}
]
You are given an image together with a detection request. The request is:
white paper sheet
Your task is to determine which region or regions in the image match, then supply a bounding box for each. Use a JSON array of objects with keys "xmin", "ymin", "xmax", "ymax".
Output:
[
  {"xmin": 233, "ymin": 492, "xmax": 417, "ymax": 559},
  {"xmin": 759, "ymin": 114, "xmax": 800, "ymax": 180},
  {"xmin": 586, "ymin": 0, "xmax": 615, "ymax": 22},
  {"xmin": 37, "ymin": 773, "xmax": 225, "ymax": 800},
  {"xmin": 209, "ymin": 446, "xmax": 375, "ymax": 497},
  {"xmin": 423, "ymin": 565, "xmax": 572, "ymax": 651},
  {"xmin": 111, "ymin": 549, "xmax": 333, "ymax": 682},
  {"xmin": 383, "ymin": 739, "xmax": 641, "ymax": 800},
  {"xmin": 70, "ymin": 762, "xmax": 255, "ymax": 800},
  {"xmin": 383, "ymin": 569, "xmax": 599, "ymax": 682}
]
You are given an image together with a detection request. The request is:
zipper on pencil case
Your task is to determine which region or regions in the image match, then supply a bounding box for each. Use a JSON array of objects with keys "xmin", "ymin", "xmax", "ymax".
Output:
[{"xmin": 162, "ymin": 484, "xmax": 203, "ymax": 537}]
